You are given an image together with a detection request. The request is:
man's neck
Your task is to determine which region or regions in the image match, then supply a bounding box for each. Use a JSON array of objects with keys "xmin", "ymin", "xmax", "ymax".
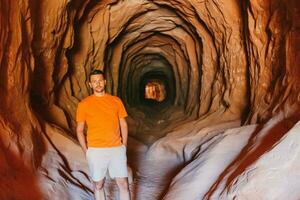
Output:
[{"xmin": 93, "ymin": 91, "xmax": 106, "ymax": 97}]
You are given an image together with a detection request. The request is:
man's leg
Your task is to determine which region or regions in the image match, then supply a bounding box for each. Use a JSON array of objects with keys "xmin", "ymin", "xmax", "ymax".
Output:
[
  {"xmin": 115, "ymin": 177, "xmax": 130, "ymax": 200},
  {"xmin": 94, "ymin": 179, "xmax": 106, "ymax": 200}
]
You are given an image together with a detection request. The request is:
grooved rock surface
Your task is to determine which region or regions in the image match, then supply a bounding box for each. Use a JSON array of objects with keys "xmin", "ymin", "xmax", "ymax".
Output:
[{"xmin": 0, "ymin": 0, "xmax": 300, "ymax": 199}]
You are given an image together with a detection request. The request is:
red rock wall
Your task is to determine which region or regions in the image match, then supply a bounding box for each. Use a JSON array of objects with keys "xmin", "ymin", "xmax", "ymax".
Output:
[{"xmin": 0, "ymin": 0, "xmax": 299, "ymax": 198}]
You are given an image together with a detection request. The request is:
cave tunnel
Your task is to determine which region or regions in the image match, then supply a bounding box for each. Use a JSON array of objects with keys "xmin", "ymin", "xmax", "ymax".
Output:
[{"xmin": 0, "ymin": 0, "xmax": 300, "ymax": 199}]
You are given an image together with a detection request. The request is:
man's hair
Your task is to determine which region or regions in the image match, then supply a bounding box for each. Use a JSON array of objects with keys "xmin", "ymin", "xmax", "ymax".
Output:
[{"xmin": 89, "ymin": 69, "xmax": 105, "ymax": 81}]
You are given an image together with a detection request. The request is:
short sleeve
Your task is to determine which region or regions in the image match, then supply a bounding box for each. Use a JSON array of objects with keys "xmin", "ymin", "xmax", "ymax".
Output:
[
  {"xmin": 116, "ymin": 97, "xmax": 128, "ymax": 118},
  {"xmin": 76, "ymin": 102, "xmax": 86, "ymax": 122}
]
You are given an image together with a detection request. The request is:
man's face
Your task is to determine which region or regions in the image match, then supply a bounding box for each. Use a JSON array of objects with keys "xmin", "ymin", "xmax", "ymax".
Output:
[{"xmin": 89, "ymin": 74, "xmax": 106, "ymax": 93}]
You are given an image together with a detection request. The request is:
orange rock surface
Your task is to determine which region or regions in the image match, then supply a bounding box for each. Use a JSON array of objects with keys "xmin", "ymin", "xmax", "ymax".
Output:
[{"xmin": 0, "ymin": 0, "xmax": 299, "ymax": 199}]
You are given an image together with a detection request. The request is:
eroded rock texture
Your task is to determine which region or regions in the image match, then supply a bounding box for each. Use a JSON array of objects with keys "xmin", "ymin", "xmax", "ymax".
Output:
[{"xmin": 0, "ymin": 0, "xmax": 299, "ymax": 199}]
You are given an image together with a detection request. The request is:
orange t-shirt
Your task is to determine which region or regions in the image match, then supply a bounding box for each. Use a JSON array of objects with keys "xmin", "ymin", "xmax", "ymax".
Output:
[{"xmin": 76, "ymin": 94, "xmax": 128, "ymax": 147}]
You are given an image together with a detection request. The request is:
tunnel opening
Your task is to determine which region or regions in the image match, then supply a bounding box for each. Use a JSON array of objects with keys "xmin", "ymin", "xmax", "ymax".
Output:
[
  {"xmin": 142, "ymin": 76, "xmax": 167, "ymax": 103},
  {"xmin": 139, "ymin": 70, "xmax": 175, "ymax": 117},
  {"xmin": 144, "ymin": 79, "xmax": 166, "ymax": 102},
  {"xmin": 121, "ymin": 54, "xmax": 177, "ymax": 119}
]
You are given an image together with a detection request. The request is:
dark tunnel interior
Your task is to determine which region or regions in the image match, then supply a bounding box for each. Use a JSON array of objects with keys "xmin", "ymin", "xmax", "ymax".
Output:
[{"xmin": 1, "ymin": 0, "xmax": 300, "ymax": 199}]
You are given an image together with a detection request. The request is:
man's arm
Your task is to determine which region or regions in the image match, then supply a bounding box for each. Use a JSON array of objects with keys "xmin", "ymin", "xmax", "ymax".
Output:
[
  {"xmin": 76, "ymin": 121, "xmax": 87, "ymax": 153},
  {"xmin": 119, "ymin": 117, "xmax": 128, "ymax": 147}
]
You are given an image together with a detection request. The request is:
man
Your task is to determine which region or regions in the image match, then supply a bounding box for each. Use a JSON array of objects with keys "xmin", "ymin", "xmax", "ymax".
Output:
[{"xmin": 76, "ymin": 69, "xmax": 130, "ymax": 200}]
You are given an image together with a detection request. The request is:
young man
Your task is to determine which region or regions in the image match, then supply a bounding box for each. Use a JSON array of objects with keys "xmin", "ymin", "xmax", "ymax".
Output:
[{"xmin": 76, "ymin": 69, "xmax": 130, "ymax": 200}]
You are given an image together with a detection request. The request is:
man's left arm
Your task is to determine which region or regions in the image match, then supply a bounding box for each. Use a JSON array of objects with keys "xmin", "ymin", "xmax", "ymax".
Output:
[{"xmin": 119, "ymin": 117, "xmax": 128, "ymax": 147}]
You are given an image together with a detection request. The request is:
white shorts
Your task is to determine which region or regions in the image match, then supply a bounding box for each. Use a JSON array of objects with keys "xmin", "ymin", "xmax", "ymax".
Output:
[{"xmin": 86, "ymin": 145, "xmax": 128, "ymax": 181}]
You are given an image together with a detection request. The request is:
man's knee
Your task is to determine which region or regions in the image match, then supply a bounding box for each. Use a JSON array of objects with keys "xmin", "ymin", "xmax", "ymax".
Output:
[
  {"xmin": 116, "ymin": 178, "xmax": 129, "ymax": 190},
  {"xmin": 94, "ymin": 180, "xmax": 105, "ymax": 190}
]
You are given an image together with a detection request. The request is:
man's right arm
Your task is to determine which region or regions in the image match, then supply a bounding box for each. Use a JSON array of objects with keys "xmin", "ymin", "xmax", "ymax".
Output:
[{"xmin": 76, "ymin": 121, "xmax": 87, "ymax": 154}]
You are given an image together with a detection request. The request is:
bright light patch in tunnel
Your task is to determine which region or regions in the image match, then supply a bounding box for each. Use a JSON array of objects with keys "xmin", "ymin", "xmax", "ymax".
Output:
[{"xmin": 144, "ymin": 79, "xmax": 166, "ymax": 102}]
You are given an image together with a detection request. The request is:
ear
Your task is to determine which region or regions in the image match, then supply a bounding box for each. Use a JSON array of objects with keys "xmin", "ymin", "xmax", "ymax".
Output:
[{"xmin": 88, "ymin": 82, "xmax": 92, "ymax": 88}]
